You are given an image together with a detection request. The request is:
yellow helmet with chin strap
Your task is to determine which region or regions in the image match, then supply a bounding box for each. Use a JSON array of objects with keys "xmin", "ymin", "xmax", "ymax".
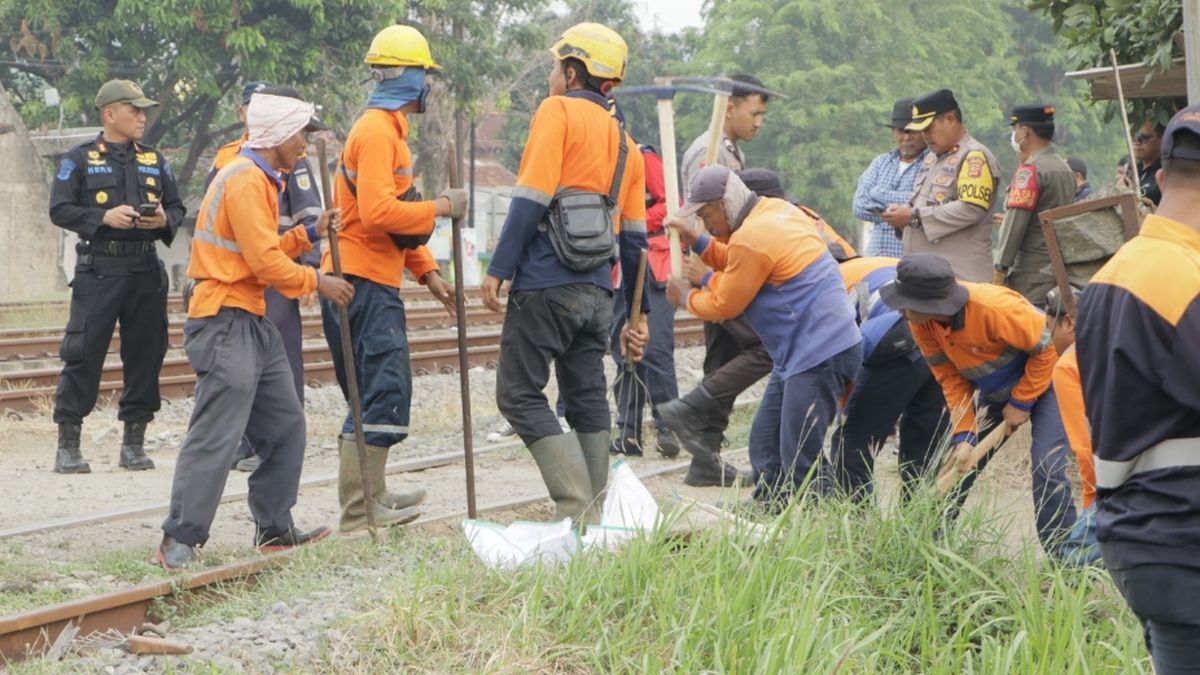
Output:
[
  {"xmin": 365, "ymin": 25, "xmax": 441, "ymax": 70},
  {"xmin": 550, "ymin": 22, "xmax": 628, "ymax": 83}
]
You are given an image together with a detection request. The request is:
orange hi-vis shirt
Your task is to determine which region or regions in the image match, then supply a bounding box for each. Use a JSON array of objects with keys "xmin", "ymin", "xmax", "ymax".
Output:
[
  {"xmin": 187, "ymin": 151, "xmax": 317, "ymax": 318},
  {"xmin": 1053, "ymin": 345, "xmax": 1095, "ymax": 508},
  {"xmin": 910, "ymin": 282, "xmax": 1055, "ymax": 442},
  {"xmin": 687, "ymin": 197, "xmax": 861, "ymax": 378},
  {"xmin": 324, "ymin": 108, "xmax": 439, "ymax": 288}
]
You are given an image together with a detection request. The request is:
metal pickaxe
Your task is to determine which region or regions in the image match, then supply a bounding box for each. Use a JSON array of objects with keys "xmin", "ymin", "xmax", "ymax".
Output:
[{"xmin": 613, "ymin": 76, "xmax": 784, "ymax": 277}]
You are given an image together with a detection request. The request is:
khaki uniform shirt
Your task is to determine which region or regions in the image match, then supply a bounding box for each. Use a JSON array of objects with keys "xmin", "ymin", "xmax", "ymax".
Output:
[
  {"xmin": 905, "ymin": 133, "xmax": 1000, "ymax": 283},
  {"xmin": 681, "ymin": 131, "xmax": 745, "ymax": 199},
  {"xmin": 995, "ymin": 143, "xmax": 1076, "ymax": 303}
]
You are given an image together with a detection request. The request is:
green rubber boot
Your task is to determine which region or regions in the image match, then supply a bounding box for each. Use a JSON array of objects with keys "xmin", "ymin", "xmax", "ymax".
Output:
[
  {"xmin": 577, "ymin": 431, "xmax": 611, "ymax": 525},
  {"xmin": 528, "ymin": 432, "xmax": 593, "ymax": 525},
  {"xmin": 337, "ymin": 438, "xmax": 421, "ymax": 533}
]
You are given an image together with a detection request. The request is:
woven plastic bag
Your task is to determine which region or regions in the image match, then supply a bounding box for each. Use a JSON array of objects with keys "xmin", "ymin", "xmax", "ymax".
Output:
[{"xmin": 463, "ymin": 460, "xmax": 660, "ymax": 569}]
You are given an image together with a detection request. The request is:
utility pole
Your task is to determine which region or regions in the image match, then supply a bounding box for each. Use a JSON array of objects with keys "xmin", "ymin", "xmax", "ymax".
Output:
[{"xmin": 1186, "ymin": 0, "xmax": 1200, "ymax": 104}]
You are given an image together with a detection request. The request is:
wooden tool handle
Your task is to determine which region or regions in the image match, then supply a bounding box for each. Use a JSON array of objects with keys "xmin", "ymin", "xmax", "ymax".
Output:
[
  {"xmin": 935, "ymin": 424, "xmax": 1010, "ymax": 495},
  {"xmin": 629, "ymin": 250, "xmax": 649, "ymax": 328}
]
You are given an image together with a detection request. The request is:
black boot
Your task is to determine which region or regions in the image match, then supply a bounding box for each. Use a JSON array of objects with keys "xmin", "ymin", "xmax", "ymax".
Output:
[
  {"xmin": 657, "ymin": 386, "xmax": 723, "ymax": 456},
  {"xmin": 655, "ymin": 428, "xmax": 682, "ymax": 458},
  {"xmin": 255, "ymin": 525, "xmax": 332, "ymax": 552},
  {"xmin": 119, "ymin": 421, "xmax": 154, "ymax": 471},
  {"xmin": 684, "ymin": 432, "xmax": 750, "ymax": 488},
  {"xmin": 54, "ymin": 422, "xmax": 90, "ymax": 474}
]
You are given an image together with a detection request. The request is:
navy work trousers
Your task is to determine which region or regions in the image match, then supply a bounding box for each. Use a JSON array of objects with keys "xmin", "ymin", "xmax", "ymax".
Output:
[
  {"xmin": 950, "ymin": 387, "xmax": 1078, "ymax": 555},
  {"xmin": 321, "ymin": 277, "xmax": 412, "ymax": 449},
  {"xmin": 748, "ymin": 344, "xmax": 862, "ymax": 499},
  {"xmin": 609, "ymin": 282, "xmax": 678, "ymax": 439},
  {"xmin": 831, "ymin": 354, "xmax": 950, "ymax": 500},
  {"xmin": 1108, "ymin": 563, "xmax": 1200, "ymax": 674},
  {"xmin": 497, "ymin": 284, "xmax": 613, "ymax": 446},
  {"xmin": 698, "ymin": 316, "xmax": 774, "ymax": 435}
]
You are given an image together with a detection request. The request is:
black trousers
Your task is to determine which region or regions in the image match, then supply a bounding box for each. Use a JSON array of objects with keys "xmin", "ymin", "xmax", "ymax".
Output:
[
  {"xmin": 54, "ymin": 264, "xmax": 168, "ymax": 425},
  {"xmin": 497, "ymin": 284, "xmax": 612, "ymax": 446},
  {"xmin": 1108, "ymin": 563, "xmax": 1200, "ymax": 674},
  {"xmin": 698, "ymin": 315, "xmax": 773, "ymax": 433},
  {"xmin": 830, "ymin": 354, "xmax": 950, "ymax": 500}
]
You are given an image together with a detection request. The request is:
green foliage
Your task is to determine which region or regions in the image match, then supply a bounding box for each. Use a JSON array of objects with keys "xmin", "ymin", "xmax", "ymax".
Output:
[
  {"xmin": 329, "ymin": 491, "xmax": 1149, "ymax": 672},
  {"xmin": 1028, "ymin": 0, "xmax": 1185, "ymax": 124}
]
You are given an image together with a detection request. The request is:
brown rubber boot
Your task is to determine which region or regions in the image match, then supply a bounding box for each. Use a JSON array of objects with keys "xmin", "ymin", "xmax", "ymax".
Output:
[{"xmin": 337, "ymin": 437, "xmax": 421, "ymax": 533}]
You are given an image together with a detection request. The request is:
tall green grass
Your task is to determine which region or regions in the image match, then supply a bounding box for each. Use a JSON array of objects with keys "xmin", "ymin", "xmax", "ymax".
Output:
[{"xmin": 328, "ymin": 491, "xmax": 1149, "ymax": 673}]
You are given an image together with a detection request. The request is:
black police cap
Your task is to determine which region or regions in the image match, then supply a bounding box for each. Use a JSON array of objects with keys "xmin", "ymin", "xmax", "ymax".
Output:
[
  {"xmin": 906, "ymin": 89, "xmax": 959, "ymax": 131},
  {"xmin": 1009, "ymin": 104, "xmax": 1055, "ymax": 126}
]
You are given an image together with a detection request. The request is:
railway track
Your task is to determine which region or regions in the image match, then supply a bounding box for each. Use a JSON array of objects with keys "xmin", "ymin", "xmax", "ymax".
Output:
[
  {"xmin": 0, "ymin": 286, "xmax": 486, "ymax": 321},
  {"xmin": 0, "ymin": 448, "xmax": 736, "ymax": 664},
  {"xmin": 0, "ymin": 316, "xmax": 704, "ymax": 412}
]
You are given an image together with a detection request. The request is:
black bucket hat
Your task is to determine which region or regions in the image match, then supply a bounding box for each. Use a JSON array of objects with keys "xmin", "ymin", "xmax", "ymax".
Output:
[{"xmin": 879, "ymin": 254, "xmax": 968, "ymax": 315}]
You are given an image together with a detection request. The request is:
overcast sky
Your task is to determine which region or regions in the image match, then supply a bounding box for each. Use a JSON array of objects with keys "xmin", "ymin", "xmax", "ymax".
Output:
[{"xmin": 633, "ymin": 0, "xmax": 706, "ymax": 33}]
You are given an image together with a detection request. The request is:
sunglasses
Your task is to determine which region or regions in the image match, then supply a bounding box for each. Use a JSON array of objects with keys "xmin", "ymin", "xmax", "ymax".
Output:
[{"xmin": 1133, "ymin": 132, "xmax": 1156, "ymax": 143}]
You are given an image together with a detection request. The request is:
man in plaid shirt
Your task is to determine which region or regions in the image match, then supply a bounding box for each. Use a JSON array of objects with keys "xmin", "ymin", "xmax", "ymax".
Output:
[{"xmin": 852, "ymin": 97, "xmax": 927, "ymax": 257}]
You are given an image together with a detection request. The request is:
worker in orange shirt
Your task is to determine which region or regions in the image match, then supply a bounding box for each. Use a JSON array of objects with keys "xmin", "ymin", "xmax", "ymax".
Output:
[
  {"xmin": 322, "ymin": 24, "xmax": 468, "ymax": 534},
  {"xmin": 205, "ymin": 82, "xmax": 326, "ymax": 474},
  {"xmin": 1045, "ymin": 286, "xmax": 1100, "ymax": 565},
  {"xmin": 158, "ymin": 91, "xmax": 352, "ymax": 570},
  {"xmin": 482, "ymin": 22, "xmax": 650, "ymax": 527},
  {"xmin": 879, "ymin": 254, "xmax": 1078, "ymax": 559}
]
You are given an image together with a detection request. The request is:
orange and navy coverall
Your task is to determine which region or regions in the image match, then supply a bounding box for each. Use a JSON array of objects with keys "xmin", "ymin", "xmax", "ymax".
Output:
[
  {"xmin": 489, "ymin": 90, "xmax": 648, "ymax": 444},
  {"xmin": 910, "ymin": 282, "xmax": 1076, "ymax": 554},
  {"xmin": 686, "ymin": 196, "xmax": 861, "ymax": 495},
  {"xmin": 163, "ymin": 147, "xmax": 321, "ymax": 546},
  {"xmin": 318, "ymin": 107, "xmax": 444, "ymax": 449}
]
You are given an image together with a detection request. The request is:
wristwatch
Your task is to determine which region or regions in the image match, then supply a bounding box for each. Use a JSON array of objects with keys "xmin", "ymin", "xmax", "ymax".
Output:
[{"xmin": 909, "ymin": 209, "xmax": 922, "ymax": 229}]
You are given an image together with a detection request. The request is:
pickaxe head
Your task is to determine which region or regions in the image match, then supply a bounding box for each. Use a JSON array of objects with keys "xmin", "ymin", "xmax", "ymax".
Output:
[{"xmin": 613, "ymin": 76, "xmax": 785, "ymax": 101}]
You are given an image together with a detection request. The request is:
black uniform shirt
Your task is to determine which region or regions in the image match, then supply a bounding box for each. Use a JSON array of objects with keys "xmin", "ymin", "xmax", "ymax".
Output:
[{"xmin": 49, "ymin": 134, "xmax": 186, "ymax": 246}]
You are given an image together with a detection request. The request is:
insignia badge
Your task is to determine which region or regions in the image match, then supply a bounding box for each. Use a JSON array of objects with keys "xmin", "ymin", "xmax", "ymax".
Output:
[
  {"xmin": 966, "ymin": 156, "xmax": 984, "ymax": 178},
  {"xmin": 924, "ymin": 154, "xmax": 935, "ymax": 166},
  {"xmin": 56, "ymin": 159, "xmax": 76, "ymax": 181},
  {"xmin": 934, "ymin": 192, "xmax": 946, "ymax": 204},
  {"xmin": 933, "ymin": 174, "xmax": 952, "ymax": 186},
  {"xmin": 136, "ymin": 152, "xmax": 157, "ymax": 165},
  {"xmin": 1014, "ymin": 167, "xmax": 1034, "ymax": 189},
  {"xmin": 146, "ymin": 177, "xmax": 156, "ymax": 187},
  {"xmin": 947, "ymin": 155, "xmax": 960, "ymax": 167},
  {"xmin": 147, "ymin": 193, "xmax": 159, "ymax": 203},
  {"xmin": 95, "ymin": 191, "xmax": 109, "ymax": 205},
  {"xmin": 87, "ymin": 150, "xmax": 100, "ymax": 160},
  {"xmin": 296, "ymin": 174, "xmax": 311, "ymax": 191}
]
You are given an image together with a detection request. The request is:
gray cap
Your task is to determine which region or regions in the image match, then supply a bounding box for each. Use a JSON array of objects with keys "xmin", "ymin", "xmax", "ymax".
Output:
[
  {"xmin": 95, "ymin": 80, "xmax": 158, "ymax": 110},
  {"xmin": 678, "ymin": 164, "xmax": 733, "ymax": 218}
]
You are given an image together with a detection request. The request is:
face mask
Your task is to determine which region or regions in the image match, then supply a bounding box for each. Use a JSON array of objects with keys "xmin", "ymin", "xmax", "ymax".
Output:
[
  {"xmin": 1010, "ymin": 131, "xmax": 1022, "ymax": 154},
  {"xmin": 416, "ymin": 83, "xmax": 431, "ymax": 114}
]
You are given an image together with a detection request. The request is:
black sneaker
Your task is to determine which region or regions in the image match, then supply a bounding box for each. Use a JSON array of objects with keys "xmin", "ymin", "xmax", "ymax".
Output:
[
  {"xmin": 156, "ymin": 535, "xmax": 198, "ymax": 571},
  {"xmin": 609, "ymin": 437, "xmax": 643, "ymax": 457},
  {"xmin": 655, "ymin": 428, "xmax": 682, "ymax": 459},
  {"xmin": 254, "ymin": 525, "xmax": 332, "ymax": 552}
]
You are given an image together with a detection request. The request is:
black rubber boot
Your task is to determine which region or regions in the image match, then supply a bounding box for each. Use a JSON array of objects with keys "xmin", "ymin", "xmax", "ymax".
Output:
[
  {"xmin": 655, "ymin": 428, "xmax": 682, "ymax": 458},
  {"xmin": 255, "ymin": 525, "xmax": 332, "ymax": 552},
  {"xmin": 54, "ymin": 422, "xmax": 90, "ymax": 474},
  {"xmin": 656, "ymin": 386, "xmax": 722, "ymax": 456},
  {"xmin": 119, "ymin": 421, "xmax": 155, "ymax": 471},
  {"xmin": 684, "ymin": 432, "xmax": 750, "ymax": 488}
]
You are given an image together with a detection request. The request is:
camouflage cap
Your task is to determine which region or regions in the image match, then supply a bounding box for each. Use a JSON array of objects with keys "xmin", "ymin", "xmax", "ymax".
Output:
[{"xmin": 95, "ymin": 80, "xmax": 158, "ymax": 110}]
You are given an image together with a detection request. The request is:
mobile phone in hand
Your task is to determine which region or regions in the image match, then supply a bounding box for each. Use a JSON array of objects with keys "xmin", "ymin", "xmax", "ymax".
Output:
[{"xmin": 138, "ymin": 203, "xmax": 158, "ymax": 217}]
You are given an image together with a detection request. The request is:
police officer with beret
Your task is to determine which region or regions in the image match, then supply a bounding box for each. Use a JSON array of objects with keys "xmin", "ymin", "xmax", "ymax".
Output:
[
  {"xmin": 48, "ymin": 79, "xmax": 185, "ymax": 474},
  {"xmin": 993, "ymin": 104, "xmax": 1076, "ymax": 302}
]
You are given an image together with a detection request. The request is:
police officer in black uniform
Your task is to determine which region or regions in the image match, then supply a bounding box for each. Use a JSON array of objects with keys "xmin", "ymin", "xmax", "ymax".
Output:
[{"xmin": 48, "ymin": 79, "xmax": 185, "ymax": 474}]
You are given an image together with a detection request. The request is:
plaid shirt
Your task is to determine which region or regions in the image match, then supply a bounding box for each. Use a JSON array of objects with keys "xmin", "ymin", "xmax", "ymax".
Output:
[{"xmin": 852, "ymin": 148, "xmax": 927, "ymax": 257}]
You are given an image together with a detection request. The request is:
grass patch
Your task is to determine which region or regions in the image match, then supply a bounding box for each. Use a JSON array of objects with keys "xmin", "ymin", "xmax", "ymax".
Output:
[{"xmin": 321, "ymin": 491, "xmax": 1149, "ymax": 673}]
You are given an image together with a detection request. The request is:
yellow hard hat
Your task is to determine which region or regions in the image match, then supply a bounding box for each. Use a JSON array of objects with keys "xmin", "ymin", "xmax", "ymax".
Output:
[
  {"xmin": 550, "ymin": 22, "xmax": 628, "ymax": 82},
  {"xmin": 365, "ymin": 25, "xmax": 441, "ymax": 70}
]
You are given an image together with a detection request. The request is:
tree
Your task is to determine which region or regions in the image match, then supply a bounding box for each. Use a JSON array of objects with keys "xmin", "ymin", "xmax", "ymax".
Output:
[
  {"xmin": 1027, "ymin": 0, "xmax": 1184, "ymax": 124},
  {"xmin": 1, "ymin": 0, "xmax": 397, "ymax": 190}
]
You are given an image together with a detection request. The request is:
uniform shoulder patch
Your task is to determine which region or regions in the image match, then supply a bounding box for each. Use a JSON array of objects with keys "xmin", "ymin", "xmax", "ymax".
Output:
[
  {"xmin": 1006, "ymin": 163, "xmax": 1040, "ymax": 211},
  {"xmin": 295, "ymin": 173, "xmax": 312, "ymax": 191},
  {"xmin": 56, "ymin": 158, "xmax": 76, "ymax": 181},
  {"xmin": 956, "ymin": 150, "xmax": 994, "ymax": 209}
]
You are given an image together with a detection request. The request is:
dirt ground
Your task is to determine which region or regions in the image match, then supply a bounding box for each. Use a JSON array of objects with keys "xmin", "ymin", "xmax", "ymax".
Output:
[{"xmin": 0, "ymin": 353, "xmax": 1059, "ymax": 575}]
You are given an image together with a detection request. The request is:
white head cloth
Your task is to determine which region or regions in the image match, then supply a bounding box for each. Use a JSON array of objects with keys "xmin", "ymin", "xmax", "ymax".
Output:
[{"xmin": 245, "ymin": 93, "xmax": 314, "ymax": 149}]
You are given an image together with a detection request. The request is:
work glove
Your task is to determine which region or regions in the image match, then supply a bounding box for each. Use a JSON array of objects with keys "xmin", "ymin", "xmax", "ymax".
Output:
[{"xmin": 439, "ymin": 188, "xmax": 469, "ymax": 220}]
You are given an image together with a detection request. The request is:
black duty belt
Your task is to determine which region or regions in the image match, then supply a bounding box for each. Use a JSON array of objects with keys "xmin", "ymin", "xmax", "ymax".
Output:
[{"xmin": 81, "ymin": 239, "xmax": 157, "ymax": 256}]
